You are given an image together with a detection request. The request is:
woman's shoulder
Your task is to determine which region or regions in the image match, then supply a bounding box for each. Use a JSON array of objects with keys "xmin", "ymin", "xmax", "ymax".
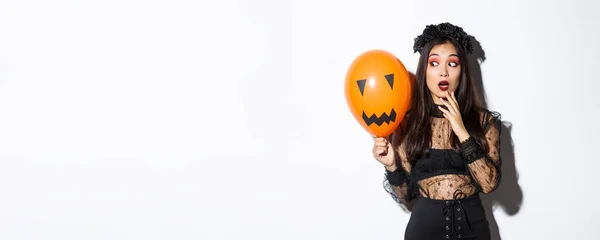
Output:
[
  {"xmin": 475, "ymin": 107, "xmax": 501, "ymax": 131},
  {"xmin": 476, "ymin": 107, "xmax": 500, "ymax": 119}
]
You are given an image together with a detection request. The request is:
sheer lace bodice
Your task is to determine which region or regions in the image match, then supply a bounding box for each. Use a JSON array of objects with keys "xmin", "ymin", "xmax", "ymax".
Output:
[{"xmin": 383, "ymin": 105, "xmax": 501, "ymax": 209}]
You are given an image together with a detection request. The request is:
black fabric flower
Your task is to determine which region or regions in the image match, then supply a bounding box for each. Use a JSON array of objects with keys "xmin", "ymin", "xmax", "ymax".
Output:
[{"xmin": 413, "ymin": 22, "xmax": 473, "ymax": 54}]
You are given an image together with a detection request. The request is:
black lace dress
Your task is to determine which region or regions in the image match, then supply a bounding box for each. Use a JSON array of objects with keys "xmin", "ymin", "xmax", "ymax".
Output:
[{"xmin": 383, "ymin": 104, "xmax": 501, "ymax": 240}]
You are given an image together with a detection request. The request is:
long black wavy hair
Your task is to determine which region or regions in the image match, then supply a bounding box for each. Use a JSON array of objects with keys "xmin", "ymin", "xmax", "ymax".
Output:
[{"xmin": 402, "ymin": 23, "xmax": 489, "ymax": 164}]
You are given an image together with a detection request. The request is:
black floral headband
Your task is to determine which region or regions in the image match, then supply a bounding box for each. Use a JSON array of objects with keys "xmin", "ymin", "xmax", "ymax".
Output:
[{"xmin": 413, "ymin": 22, "xmax": 473, "ymax": 54}]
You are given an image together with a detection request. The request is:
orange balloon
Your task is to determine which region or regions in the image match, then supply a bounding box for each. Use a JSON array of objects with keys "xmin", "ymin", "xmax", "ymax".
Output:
[{"xmin": 344, "ymin": 49, "xmax": 412, "ymax": 137}]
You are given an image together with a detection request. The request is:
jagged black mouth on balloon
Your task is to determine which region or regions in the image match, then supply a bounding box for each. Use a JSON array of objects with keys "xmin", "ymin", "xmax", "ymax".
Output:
[{"xmin": 362, "ymin": 109, "xmax": 397, "ymax": 126}]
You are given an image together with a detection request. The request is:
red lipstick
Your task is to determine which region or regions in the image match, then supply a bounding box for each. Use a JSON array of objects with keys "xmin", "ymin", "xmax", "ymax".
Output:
[{"xmin": 438, "ymin": 80, "xmax": 449, "ymax": 91}]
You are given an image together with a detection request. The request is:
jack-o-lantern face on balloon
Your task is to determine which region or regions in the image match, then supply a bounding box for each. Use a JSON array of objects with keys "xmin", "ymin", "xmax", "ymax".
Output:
[{"xmin": 344, "ymin": 50, "xmax": 412, "ymax": 137}]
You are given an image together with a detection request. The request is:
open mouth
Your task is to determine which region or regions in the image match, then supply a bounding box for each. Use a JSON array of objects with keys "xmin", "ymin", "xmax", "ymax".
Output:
[
  {"xmin": 362, "ymin": 109, "xmax": 397, "ymax": 126},
  {"xmin": 438, "ymin": 80, "xmax": 449, "ymax": 91}
]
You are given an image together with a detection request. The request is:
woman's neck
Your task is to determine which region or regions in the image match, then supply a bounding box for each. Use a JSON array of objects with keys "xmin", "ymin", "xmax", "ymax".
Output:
[
  {"xmin": 431, "ymin": 94, "xmax": 447, "ymax": 105},
  {"xmin": 430, "ymin": 102, "xmax": 446, "ymax": 118}
]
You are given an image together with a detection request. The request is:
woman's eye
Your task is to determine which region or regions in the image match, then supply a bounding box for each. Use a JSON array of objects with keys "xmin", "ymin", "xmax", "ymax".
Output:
[
  {"xmin": 430, "ymin": 61, "xmax": 439, "ymax": 66},
  {"xmin": 449, "ymin": 62, "xmax": 458, "ymax": 67}
]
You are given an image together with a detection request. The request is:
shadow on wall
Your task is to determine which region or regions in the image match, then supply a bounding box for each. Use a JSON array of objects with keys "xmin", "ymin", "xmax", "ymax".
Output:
[{"xmin": 468, "ymin": 35, "xmax": 523, "ymax": 240}]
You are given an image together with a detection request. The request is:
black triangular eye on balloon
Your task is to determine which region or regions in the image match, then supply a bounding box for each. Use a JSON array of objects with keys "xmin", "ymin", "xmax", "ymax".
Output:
[
  {"xmin": 385, "ymin": 74, "xmax": 394, "ymax": 89},
  {"xmin": 356, "ymin": 79, "xmax": 367, "ymax": 96}
]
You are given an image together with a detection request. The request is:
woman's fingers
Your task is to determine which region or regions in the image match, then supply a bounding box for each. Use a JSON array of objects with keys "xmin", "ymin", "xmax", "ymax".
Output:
[
  {"xmin": 438, "ymin": 105, "xmax": 451, "ymax": 119},
  {"xmin": 373, "ymin": 138, "xmax": 389, "ymax": 155},
  {"xmin": 439, "ymin": 97, "xmax": 456, "ymax": 115},
  {"xmin": 447, "ymin": 91, "xmax": 460, "ymax": 112}
]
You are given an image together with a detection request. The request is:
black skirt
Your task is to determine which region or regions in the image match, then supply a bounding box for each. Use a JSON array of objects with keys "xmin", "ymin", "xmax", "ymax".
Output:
[{"xmin": 405, "ymin": 194, "xmax": 490, "ymax": 240}]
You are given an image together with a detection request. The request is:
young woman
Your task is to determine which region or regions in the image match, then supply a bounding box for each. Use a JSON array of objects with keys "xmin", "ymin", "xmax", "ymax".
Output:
[{"xmin": 372, "ymin": 22, "xmax": 502, "ymax": 240}]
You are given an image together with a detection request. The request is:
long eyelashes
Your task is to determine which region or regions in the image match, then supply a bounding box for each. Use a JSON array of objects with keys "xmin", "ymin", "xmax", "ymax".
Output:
[
  {"xmin": 448, "ymin": 56, "xmax": 460, "ymax": 67},
  {"xmin": 448, "ymin": 61, "xmax": 459, "ymax": 67},
  {"xmin": 428, "ymin": 59, "xmax": 460, "ymax": 67},
  {"xmin": 428, "ymin": 57, "xmax": 439, "ymax": 66}
]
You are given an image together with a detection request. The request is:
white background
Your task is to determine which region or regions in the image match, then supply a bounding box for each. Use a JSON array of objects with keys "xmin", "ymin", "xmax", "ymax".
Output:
[{"xmin": 0, "ymin": 0, "xmax": 597, "ymax": 239}]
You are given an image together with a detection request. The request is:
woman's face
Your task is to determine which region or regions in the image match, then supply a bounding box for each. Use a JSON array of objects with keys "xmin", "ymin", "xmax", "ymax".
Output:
[{"xmin": 426, "ymin": 41, "xmax": 462, "ymax": 104}]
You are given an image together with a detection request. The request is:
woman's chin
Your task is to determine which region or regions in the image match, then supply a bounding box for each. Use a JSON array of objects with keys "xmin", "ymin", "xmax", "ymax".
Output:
[{"xmin": 431, "ymin": 92, "xmax": 447, "ymax": 101}]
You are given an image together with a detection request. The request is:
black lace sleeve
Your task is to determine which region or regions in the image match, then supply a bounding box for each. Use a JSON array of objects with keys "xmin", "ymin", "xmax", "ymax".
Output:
[
  {"xmin": 459, "ymin": 110, "xmax": 502, "ymax": 194},
  {"xmin": 382, "ymin": 120, "xmax": 417, "ymax": 211},
  {"xmin": 383, "ymin": 161, "xmax": 416, "ymax": 211}
]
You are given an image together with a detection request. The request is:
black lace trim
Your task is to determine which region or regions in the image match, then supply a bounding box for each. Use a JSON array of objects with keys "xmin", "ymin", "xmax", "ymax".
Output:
[
  {"xmin": 385, "ymin": 168, "xmax": 406, "ymax": 186},
  {"xmin": 417, "ymin": 169, "xmax": 469, "ymax": 181},
  {"xmin": 459, "ymin": 137, "xmax": 485, "ymax": 163},
  {"xmin": 431, "ymin": 104, "xmax": 446, "ymax": 118}
]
